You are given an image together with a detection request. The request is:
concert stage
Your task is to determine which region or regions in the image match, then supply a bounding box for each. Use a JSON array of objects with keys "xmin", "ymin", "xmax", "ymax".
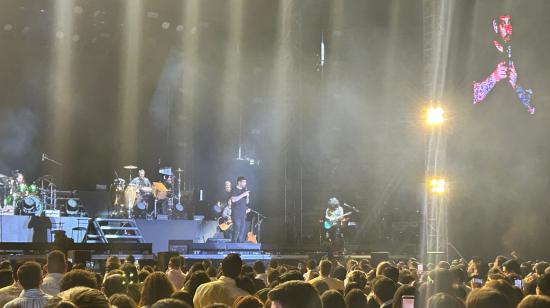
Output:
[
  {"xmin": 0, "ymin": 215, "xmax": 218, "ymax": 253},
  {"xmin": 0, "ymin": 215, "xmax": 410, "ymax": 267}
]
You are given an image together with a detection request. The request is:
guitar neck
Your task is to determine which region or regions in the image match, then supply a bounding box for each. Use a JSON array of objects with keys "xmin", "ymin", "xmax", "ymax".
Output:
[{"xmin": 335, "ymin": 212, "xmax": 352, "ymax": 219}]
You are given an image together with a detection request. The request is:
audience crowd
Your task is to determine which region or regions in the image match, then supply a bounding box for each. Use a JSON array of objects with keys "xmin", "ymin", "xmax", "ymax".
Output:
[{"xmin": 0, "ymin": 250, "xmax": 549, "ymax": 307}]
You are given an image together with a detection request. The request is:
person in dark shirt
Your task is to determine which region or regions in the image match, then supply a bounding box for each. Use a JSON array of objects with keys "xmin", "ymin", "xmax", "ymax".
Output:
[
  {"xmin": 216, "ymin": 180, "xmax": 233, "ymax": 212},
  {"xmin": 230, "ymin": 176, "xmax": 251, "ymax": 243},
  {"xmin": 28, "ymin": 212, "xmax": 52, "ymax": 243},
  {"xmin": 215, "ymin": 180, "xmax": 233, "ymax": 239}
]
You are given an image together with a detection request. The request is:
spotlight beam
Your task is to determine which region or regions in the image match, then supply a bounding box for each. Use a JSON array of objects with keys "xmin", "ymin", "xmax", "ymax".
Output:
[
  {"xmin": 47, "ymin": 0, "xmax": 76, "ymax": 174},
  {"xmin": 117, "ymin": 0, "xmax": 143, "ymax": 164}
]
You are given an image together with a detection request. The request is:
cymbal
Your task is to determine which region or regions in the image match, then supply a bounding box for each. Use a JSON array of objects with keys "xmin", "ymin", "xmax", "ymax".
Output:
[
  {"xmin": 123, "ymin": 165, "xmax": 138, "ymax": 170},
  {"xmin": 174, "ymin": 168, "xmax": 184, "ymax": 173},
  {"xmin": 0, "ymin": 174, "xmax": 7, "ymax": 179}
]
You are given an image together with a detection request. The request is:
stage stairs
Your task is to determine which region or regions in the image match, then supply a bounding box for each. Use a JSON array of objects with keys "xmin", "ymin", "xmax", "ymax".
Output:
[{"xmin": 85, "ymin": 218, "xmax": 144, "ymax": 244}]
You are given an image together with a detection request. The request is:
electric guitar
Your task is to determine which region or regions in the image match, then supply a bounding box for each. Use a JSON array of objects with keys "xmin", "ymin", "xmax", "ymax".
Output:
[
  {"xmin": 217, "ymin": 216, "xmax": 233, "ymax": 231},
  {"xmin": 323, "ymin": 212, "xmax": 352, "ymax": 230}
]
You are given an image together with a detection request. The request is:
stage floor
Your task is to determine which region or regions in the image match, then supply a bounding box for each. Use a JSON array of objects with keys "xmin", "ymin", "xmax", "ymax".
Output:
[{"xmin": 0, "ymin": 215, "xmax": 218, "ymax": 253}]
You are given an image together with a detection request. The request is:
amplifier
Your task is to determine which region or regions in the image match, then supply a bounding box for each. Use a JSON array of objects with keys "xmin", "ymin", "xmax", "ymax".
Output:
[{"xmin": 168, "ymin": 240, "xmax": 193, "ymax": 254}]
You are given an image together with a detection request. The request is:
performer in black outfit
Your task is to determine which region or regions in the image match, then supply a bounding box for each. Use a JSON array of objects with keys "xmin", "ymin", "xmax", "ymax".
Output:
[
  {"xmin": 28, "ymin": 211, "xmax": 52, "ymax": 243},
  {"xmin": 230, "ymin": 176, "xmax": 250, "ymax": 243},
  {"xmin": 163, "ymin": 176, "xmax": 174, "ymax": 191}
]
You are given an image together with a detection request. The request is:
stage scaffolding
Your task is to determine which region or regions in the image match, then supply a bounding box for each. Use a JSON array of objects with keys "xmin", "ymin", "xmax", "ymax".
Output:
[{"xmin": 421, "ymin": 0, "xmax": 455, "ymax": 264}]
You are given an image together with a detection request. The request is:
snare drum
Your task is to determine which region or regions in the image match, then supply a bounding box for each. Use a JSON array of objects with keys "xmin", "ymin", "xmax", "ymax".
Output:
[{"xmin": 140, "ymin": 186, "xmax": 153, "ymax": 194}]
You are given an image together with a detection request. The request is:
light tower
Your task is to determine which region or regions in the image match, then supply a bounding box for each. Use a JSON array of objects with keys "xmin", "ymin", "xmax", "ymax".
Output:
[
  {"xmin": 422, "ymin": 103, "xmax": 449, "ymax": 265},
  {"xmin": 421, "ymin": 0, "xmax": 453, "ymax": 265}
]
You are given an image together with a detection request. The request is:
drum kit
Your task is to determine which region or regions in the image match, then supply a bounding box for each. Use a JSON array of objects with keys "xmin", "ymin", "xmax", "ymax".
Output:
[
  {"xmin": 0, "ymin": 172, "xmax": 62, "ymax": 216},
  {"xmin": 109, "ymin": 165, "xmax": 185, "ymax": 219}
]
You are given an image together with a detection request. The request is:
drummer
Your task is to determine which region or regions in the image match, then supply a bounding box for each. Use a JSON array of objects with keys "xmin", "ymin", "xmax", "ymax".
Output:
[
  {"xmin": 14, "ymin": 172, "xmax": 26, "ymax": 191},
  {"xmin": 130, "ymin": 169, "xmax": 151, "ymax": 188}
]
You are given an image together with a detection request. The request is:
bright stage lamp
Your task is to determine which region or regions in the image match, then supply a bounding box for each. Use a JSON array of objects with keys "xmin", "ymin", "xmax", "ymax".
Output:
[
  {"xmin": 427, "ymin": 107, "xmax": 444, "ymax": 125},
  {"xmin": 430, "ymin": 178, "xmax": 446, "ymax": 193}
]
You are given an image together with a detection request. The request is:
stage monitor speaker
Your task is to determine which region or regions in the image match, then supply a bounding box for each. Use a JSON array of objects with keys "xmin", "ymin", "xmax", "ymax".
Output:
[
  {"xmin": 371, "ymin": 251, "xmax": 390, "ymax": 267},
  {"xmin": 157, "ymin": 251, "xmax": 180, "ymax": 272},
  {"xmin": 168, "ymin": 240, "xmax": 193, "ymax": 254},
  {"xmin": 67, "ymin": 250, "xmax": 92, "ymax": 266}
]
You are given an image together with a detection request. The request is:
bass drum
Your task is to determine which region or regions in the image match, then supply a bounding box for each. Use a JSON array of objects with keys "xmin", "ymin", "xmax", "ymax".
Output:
[
  {"xmin": 134, "ymin": 193, "xmax": 155, "ymax": 218},
  {"xmin": 15, "ymin": 195, "xmax": 44, "ymax": 216}
]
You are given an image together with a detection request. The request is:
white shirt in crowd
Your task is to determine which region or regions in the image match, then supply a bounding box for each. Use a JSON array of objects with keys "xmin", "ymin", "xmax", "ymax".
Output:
[
  {"xmin": 4, "ymin": 288, "xmax": 52, "ymax": 308},
  {"xmin": 166, "ymin": 268, "xmax": 186, "ymax": 290},
  {"xmin": 193, "ymin": 275, "xmax": 249, "ymax": 307},
  {"xmin": 308, "ymin": 275, "xmax": 344, "ymax": 291},
  {"xmin": 41, "ymin": 273, "xmax": 64, "ymax": 296}
]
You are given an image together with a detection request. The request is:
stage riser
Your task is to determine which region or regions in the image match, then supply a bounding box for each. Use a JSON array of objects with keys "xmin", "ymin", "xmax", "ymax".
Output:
[
  {"xmin": 136, "ymin": 219, "xmax": 218, "ymax": 253},
  {"xmin": 190, "ymin": 242, "xmax": 262, "ymax": 251},
  {"xmin": 0, "ymin": 216, "xmax": 218, "ymax": 254},
  {"xmin": 0, "ymin": 216, "xmax": 89, "ymax": 243}
]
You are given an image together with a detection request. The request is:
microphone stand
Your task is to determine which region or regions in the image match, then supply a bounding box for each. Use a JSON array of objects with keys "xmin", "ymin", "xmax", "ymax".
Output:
[
  {"xmin": 41, "ymin": 153, "xmax": 65, "ymax": 197},
  {"xmin": 42, "ymin": 154, "xmax": 64, "ymax": 167},
  {"xmin": 248, "ymin": 209, "xmax": 268, "ymax": 243}
]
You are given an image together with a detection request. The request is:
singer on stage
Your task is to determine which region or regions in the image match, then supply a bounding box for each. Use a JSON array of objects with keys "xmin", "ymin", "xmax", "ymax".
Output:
[{"xmin": 230, "ymin": 176, "xmax": 250, "ymax": 243}]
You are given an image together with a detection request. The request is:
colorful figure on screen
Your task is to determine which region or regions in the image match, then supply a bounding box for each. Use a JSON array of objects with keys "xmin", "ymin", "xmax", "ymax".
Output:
[{"xmin": 473, "ymin": 15, "xmax": 535, "ymax": 114}]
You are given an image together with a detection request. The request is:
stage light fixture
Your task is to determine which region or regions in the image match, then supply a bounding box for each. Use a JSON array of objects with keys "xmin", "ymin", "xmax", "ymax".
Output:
[
  {"xmin": 430, "ymin": 178, "xmax": 446, "ymax": 193},
  {"xmin": 427, "ymin": 106, "xmax": 444, "ymax": 125},
  {"xmin": 66, "ymin": 198, "xmax": 79, "ymax": 215}
]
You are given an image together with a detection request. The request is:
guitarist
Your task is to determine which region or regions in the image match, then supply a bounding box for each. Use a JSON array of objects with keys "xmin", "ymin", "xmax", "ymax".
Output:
[
  {"xmin": 325, "ymin": 197, "xmax": 344, "ymax": 227},
  {"xmin": 230, "ymin": 176, "xmax": 251, "ymax": 243},
  {"xmin": 216, "ymin": 180, "xmax": 233, "ymax": 239},
  {"xmin": 324, "ymin": 197, "xmax": 345, "ymax": 244}
]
